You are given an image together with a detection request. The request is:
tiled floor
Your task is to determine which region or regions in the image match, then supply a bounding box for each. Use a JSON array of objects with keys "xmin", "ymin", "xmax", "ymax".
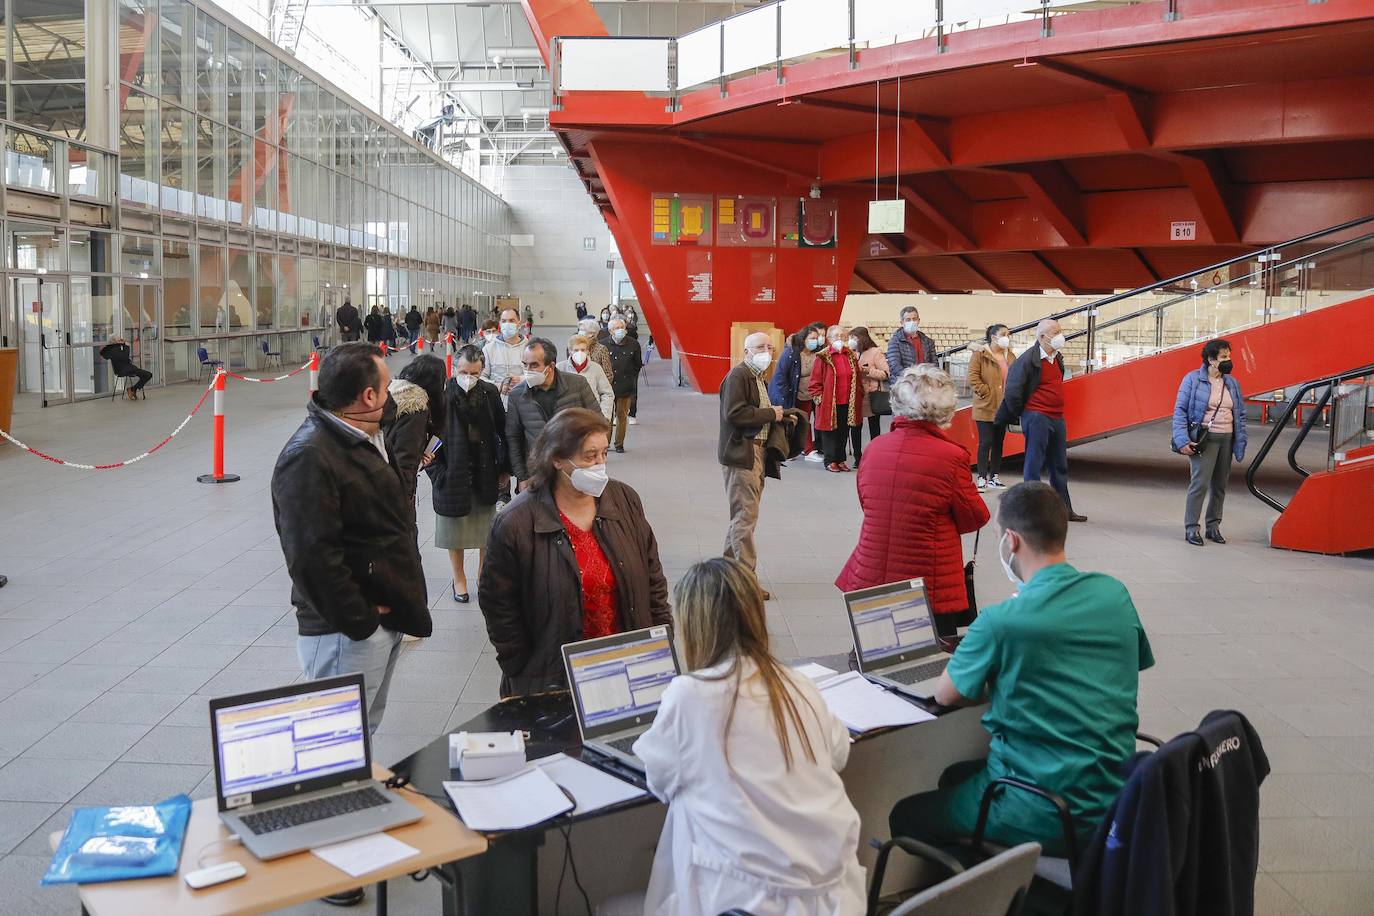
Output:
[{"xmin": 1, "ymin": 354, "xmax": 1372, "ymax": 915}]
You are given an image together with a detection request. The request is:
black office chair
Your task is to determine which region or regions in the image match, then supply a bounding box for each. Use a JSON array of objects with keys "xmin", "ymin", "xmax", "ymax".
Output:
[
  {"xmin": 111, "ymin": 373, "xmax": 139, "ymax": 401},
  {"xmin": 261, "ymin": 338, "xmax": 282, "ymax": 368}
]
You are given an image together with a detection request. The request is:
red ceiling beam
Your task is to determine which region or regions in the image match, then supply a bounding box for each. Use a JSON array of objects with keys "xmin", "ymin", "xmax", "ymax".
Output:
[
  {"xmin": 999, "ymin": 163, "xmax": 1087, "ymax": 246},
  {"xmin": 1156, "ymin": 151, "xmax": 1241, "ymax": 244},
  {"xmin": 797, "ymin": 97, "xmax": 950, "ymax": 166},
  {"xmin": 887, "ymin": 258, "xmax": 934, "ymax": 292},
  {"xmin": 1130, "ymin": 248, "xmax": 1162, "ymax": 283},
  {"xmin": 899, "ymin": 184, "xmax": 975, "ymax": 250},
  {"xmin": 518, "ymin": 0, "xmax": 606, "ymax": 65},
  {"xmin": 675, "ymin": 137, "xmax": 817, "ymax": 183},
  {"xmin": 954, "ymin": 255, "xmax": 1008, "ymax": 293},
  {"xmin": 1028, "ymin": 59, "xmax": 1151, "ymax": 150},
  {"xmin": 1028, "ymin": 251, "xmax": 1081, "ymax": 295},
  {"xmin": 851, "ymin": 264, "xmax": 888, "ymax": 294}
]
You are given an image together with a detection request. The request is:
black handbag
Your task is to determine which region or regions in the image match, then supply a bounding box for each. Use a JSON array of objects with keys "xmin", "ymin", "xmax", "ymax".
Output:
[
  {"xmin": 963, "ymin": 528, "xmax": 980, "ymax": 616},
  {"xmin": 869, "ymin": 389, "xmax": 891, "ymax": 416},
  {"xmin": 1185, "ymin": 383, "xmax": 1227, "ymax": 450}
]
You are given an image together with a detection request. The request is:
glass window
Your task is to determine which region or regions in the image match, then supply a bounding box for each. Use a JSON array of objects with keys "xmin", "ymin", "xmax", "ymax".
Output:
[
  {"xmin": 278, "ymin": 151, "xmax": 297, "ymax": 236},
  {"xmin": 118, "ymin": 0, "xmax": 157, "ymax": 93},
  {"xmin": 197, "ymin": 244, "xmax": 223, "ymax": 332},
  {"xmin": 119, "ymin": 89, "xmax": 157, "ymax": 207},
  {"xmin": 69, "ymin": 230, "xmax": 114, "ymax": 273},
  {"xmin": 159, "ymin": 102, "xmax": 194, "ymax": 214},
  {"xmin": 280, "ymin": 64, "xmax": 300, "ymax": 154},
  {"xmin": 226, "ymin": 248, "xmax": 252, "ymax": 330},
  {"xmin": 12, "ymin": 0, "xmax": 86, "ymax": 81},
  {"xmin": 12, "ymin": 83, "xmax": 87, "ymax": 141},
  {"xmin": 226, "ymin": 30, "xmax": 250, "ymax": 132},
  {"xmin": 159, "ymin": 0, "xmax": 190, "ymax": 107},
  {"xmin": 195, "ymin": 11, "xmax": 225, "ymax": 122},
  {"xmin": 163, "ymin": 239, "xmax": 193, "ymax": 334},
  {"xmin": 254, "ymin": 138, "xmax": 276, "ymax": 231},
  {"xmin": 76, "ymin": 276, "xmax": 116, "ymax": 345},
  {"xmin": 254, "ymin": 44, "xmax": 277, "ymax": 144},
  {"xmin": 278, "ymin": 253, "xmax": 298, "ymax": 327},
  {"xmin": 196, "ymin": 118, "xmax": 226, "ymax": 221},
  {"xmin": 68, "ymin": 146, "xmax": 109, "ymax": 200},
  {"xmin": 120, "ymin": 234, "xmax": 159, "ymax": 275},
  {"xmin": 256, "ymin": 252, "xmax": 276, "ymax": 329},
  {"xmin": 5, "ymin": 129, "xmax": 57, "ymax": 193},
  {"xmin": 227, "ymin": 130, "xmax": 250, "ymax": 226},
  {"xmin": 9, "ymin": 225, "xmax": 65, "ymax": 271}
]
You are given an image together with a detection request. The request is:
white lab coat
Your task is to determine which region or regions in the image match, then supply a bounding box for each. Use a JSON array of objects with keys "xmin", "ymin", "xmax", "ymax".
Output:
[
  {"xmin": 632, "ymin": 659, "xmax": 866, "ymax": 916},
  {"xmin": 557, "ymin": 358, "xmax": 615, "ymax": 420}
]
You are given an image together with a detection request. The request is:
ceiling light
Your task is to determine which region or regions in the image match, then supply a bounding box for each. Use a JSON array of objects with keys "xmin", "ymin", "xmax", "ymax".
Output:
[
  {"xmin": 520, "ymin": 106, "xmax": 550, "ymax": 119},
  {"xmin": 444, "ymin": 81, "xmax": 536, "ymax": 91},
  {"xmin": 488, "ymin": 47, "xmax": 541, "ymax": 63}
]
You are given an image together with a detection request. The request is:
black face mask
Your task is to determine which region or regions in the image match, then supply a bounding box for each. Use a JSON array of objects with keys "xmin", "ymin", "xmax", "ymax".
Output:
[{"xmin": 1218, "ymin": 359, "xmax": 1233, "ymax": 375}]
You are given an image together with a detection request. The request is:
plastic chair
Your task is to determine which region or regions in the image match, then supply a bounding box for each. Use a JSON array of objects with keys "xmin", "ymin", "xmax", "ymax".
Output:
[
  {"xmin": 197, "ymin": 346, "xmax": 224, "ymax": 379},
  {"xmin": 312, "ymin": 335, "xmax": 330, "ymax": 353},
  {"xmin": 111, "ymin": 373, "xmax": 136, "ymax": 401},
  {"xmin": 868, "ymin": 839, "xmax": 1040, "ymax": 916},
  {"xmin": 261, "ymin": 339, "xmax": 282, "ymax": 368}
]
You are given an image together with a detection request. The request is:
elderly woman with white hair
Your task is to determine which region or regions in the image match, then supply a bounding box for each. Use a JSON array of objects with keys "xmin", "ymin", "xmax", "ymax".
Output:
[{"xmin": 836, "ymin": 365, "xmax": 990, "ymax": 637}]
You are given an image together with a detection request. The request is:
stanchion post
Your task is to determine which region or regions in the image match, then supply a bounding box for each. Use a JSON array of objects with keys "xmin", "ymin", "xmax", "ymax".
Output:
[
  {"xmin": 417, "ymin": 336, "xmax": 425, "ymax": 353},
  {"xmin": 198, "ymin": 370, "xmax": 240, "ymax": 484},
  {"xmin": 381, "ymin": 341, "xmax": 389, "ymax": 357},
  {"xmin": 308, "ymin": 351, "xmax": 319, "ymax": 395},
  {"xmin": 445, "ymin": 333, "xmax": 454, "ymax": 378}
]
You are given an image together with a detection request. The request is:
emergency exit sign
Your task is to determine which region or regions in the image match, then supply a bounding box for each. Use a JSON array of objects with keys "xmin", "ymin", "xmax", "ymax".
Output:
[{"xmin": 1170, "ymin": 220, "xmax": 1197, "ymax": 241}]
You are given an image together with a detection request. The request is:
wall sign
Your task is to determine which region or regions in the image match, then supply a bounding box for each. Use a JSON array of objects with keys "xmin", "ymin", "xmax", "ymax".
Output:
[
  {"xmin": 686, "ymin": 250, "xmax": 713, "ymax": 302},
  {"xmin": 652, "ymin": 193, "xmax": 714, "ymax": 246},
  {"xmin": 651, "ymin": 194, "xmax": 836, "ymax": 249},
  {"xmin": 1170, "ymin": 221, "xmax": 1197, "ymax": 241},
  {"xmin": 717, "ymin": 196, "xmax": 776, "ymax": 247}
]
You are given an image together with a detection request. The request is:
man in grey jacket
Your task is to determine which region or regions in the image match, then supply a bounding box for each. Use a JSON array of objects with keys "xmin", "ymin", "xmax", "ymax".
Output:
[{"xmin": 507, "ymin": 337, "xmax": 600, "ymax": 489}]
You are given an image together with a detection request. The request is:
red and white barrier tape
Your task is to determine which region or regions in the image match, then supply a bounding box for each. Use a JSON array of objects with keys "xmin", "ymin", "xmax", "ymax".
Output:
[
  {"xmin": 0, "ymin": 374, "xmax": 216, "ymax": 470},
  {"xmin": 673, "ymin": 350, "xmax": 734, "ymax": 361},
  {"xmin": 224, "ymin": 359, "xmax": 312, "ymax": 383}
]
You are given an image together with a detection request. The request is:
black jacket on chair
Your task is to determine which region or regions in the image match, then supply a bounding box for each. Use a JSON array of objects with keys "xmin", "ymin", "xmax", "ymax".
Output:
[
  {"xmin": 1073, "ymin": 709, "xmax": 1269, "ymax": 916},
  {"xmin": 99, "ymin": 342, "xmax": 138, "ymax": 376},
  {"xmin": 271, "ymin": 398, "xmax": 432, "ymax": 641}
]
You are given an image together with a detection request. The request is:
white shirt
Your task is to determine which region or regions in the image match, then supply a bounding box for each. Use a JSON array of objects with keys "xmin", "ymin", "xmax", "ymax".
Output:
[
  {"xmin": 482, "ymin": 336, "xmax": 526, "ymax": 400},
  {"xmin": 633, "ymin": 658, "xmax": 866, "ymax": 916},
  {"xmin": 1039, "ymin": 343, "xmax": 1072, "ymax": 380},
  {"xmin": 320, "ymin": 408, "xmax": 388, "ymax": 463}
]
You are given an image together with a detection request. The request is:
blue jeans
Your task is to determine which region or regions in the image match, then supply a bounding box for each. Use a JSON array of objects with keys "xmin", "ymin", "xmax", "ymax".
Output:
[
  {"xmin": 297, "ymin": 627, "xmax": 404, "ymax": 734},
  {"xmin": 1021, "ymin": 410, "xmax": 1073, "ymax": 511}
]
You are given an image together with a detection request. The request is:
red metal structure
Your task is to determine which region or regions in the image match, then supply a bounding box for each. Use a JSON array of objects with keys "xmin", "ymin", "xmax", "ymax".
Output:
[{"xmin": 524, "ymin": 0, "xmax": 1374, "ymax": 391}]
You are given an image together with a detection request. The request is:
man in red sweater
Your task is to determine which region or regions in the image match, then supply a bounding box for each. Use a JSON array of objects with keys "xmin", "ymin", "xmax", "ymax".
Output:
[{"xmin": 994, "ymin": 318, "xmax": 1087, "ymax": 522}]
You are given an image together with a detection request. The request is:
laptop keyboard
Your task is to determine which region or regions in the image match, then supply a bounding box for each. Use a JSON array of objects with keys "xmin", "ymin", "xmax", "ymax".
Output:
[
  {"xmin": 240, "ymin": 786, "xmax": 390, "ymax": 835},
  {"xmin": 602, "ymin": 734, "xmax": 640, "ymax": 756},
  {"xmin": 886, "ymin": 657, "xmax": 949, "ymax": 687}
]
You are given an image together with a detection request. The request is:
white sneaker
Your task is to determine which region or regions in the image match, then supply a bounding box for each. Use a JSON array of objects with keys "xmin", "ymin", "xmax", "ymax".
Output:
[
  {"xmin": 988, "ymin": 476, "xmax": 1008, "ymax": 489},
  {"xmin": 627, "ymin": 417, "xmax": 638, "ymax": 425},
  {"xmin": 976, "ymin": 476, "xmax": 988, "ymax": 492},
  {"xmin": 804, "ymin": 451, "xmax": 824, "ymax": 462}
]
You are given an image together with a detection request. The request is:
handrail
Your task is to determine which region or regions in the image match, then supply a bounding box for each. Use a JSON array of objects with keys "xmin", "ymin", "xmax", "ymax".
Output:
[
  {"xmin": 1061, "ymin": 228, "xmax": 1374, "ymax": 346},
  {"xmin": 1245, "ymin": 362, "xmax": 1374, "ymax": 513},
  {"xmin": 935, "ymin": 212, "xmax": 1374, "ymax": 360}
]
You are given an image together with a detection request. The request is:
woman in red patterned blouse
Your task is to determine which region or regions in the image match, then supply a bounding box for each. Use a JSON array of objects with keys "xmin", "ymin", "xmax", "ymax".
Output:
[{"xmin": 480, "ymin": 408, "xmax": 673, "ymax": 697}]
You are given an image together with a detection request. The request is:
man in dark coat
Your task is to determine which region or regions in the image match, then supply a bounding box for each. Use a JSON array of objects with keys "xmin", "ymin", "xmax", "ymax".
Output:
[
  {"xmin": 506, "ymin": 338, "xmax": 600, "ymax": 487},
  {"xmin": 271, "ymin": 343, "xmax": 431, "ymax": 736},
  {"xmin": 99, "ymin": 337, "xmax": 153, "ymax": 399},
  {"xmin": 603, "ymin": 317, "xmax": 643, "ymax": 453},
  {"xmin": 886, "ymin": 305, "xmax": 938, "ymax": 375},
  {"xmin": 334, "ymin": 298, "xmax": 361, "ymax": 342}
]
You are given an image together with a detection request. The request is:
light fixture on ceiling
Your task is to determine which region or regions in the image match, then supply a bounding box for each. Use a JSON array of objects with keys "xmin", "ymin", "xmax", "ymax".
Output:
[
  {"xmin": 488, "ymin": 47, "xmax": 541, "ymax": 64},
  {"xmin": 520, "ymin": 106, "xmax": 551, "ymax": 120},
  {"xmin": 445, "ymin": 81, "xmax": 536, "ymax": 91}
]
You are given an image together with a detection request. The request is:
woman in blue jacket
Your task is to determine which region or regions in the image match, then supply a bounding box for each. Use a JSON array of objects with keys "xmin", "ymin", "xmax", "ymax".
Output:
[
  {"xmin": 769, "ymin": 323, "xmax": 825, "ymax": 458},
  {"xmin": 1171, "ymin": 339, "xmax": 1247, "ymax": 546}
]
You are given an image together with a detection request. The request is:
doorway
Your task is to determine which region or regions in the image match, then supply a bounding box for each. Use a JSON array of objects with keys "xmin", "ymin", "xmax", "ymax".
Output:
[
  {"xmin": 120, "ymin": 280, "xmax": 161, "ymax": 388},
  {"xmin": 15, "ymin": 275, "xmax": 70, "ymax": 405}
]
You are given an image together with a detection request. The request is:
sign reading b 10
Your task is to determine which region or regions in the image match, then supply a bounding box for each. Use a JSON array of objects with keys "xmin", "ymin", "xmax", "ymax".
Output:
[{"xmin": 1170, "ymin": 220, "xmax": 1197, "ymax": 241}]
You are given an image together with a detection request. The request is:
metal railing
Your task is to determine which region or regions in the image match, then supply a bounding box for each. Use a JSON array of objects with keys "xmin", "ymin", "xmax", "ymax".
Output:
[{"xmin": 1245, "ymin": 363, "xmax": 1374, "ymax": 513}]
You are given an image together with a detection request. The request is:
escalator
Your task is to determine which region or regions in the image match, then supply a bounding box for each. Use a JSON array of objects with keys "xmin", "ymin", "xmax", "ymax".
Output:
[{"xmin": 938, "ymin": 215, "xmax": 1374, "ymax": 464}]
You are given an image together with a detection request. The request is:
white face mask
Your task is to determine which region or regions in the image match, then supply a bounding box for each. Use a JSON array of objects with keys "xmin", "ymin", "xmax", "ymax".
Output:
[
  {"xmin": 612, "ymin": 328, "xmax": 627, "ymax": 343},
  {"xmin": 483, "ymin": 331, "xmax": 497, "ymax": 344},
  {"xmin": 571, "ymin": 350, "xmax": 588, "ymax": 367},
  {"xmin": 830, "ymin": 338, "xmax": 844, "ymax": 352},
  {"xmin": 564, "ymin": 461, "xmax": 609, "ymax": 497},
  {"xmin": 996, "ymin": 335, "xmax": 1011, "ymax": 350},
  {"xmin": 847, "ymin": 337, "xmax": 859, "ymax": 351},
  {"xmin": 903, "ymin": 320, "xmax": 920, "ymax": 334},
  {"xmin": 500, "ymin": 321, "xmax": 519, "ymax": 340},
  {"xmin": 455, "ymin": 374, "xmax": 478, "ymax": 393},
  {"xmin": 523, "ymin": 368, "xmax": 547, "ymax": 386},
  {"xmin": 1048, "ymin": 332, "xmax": 1066, "ymax": 352},
  {"xmin": 998, "ymin": 529, "xmax": 1022, "ymax": 589},
  {"xmin": 748, "ymin": 351, "xmax": 772, "ymax": 372}
]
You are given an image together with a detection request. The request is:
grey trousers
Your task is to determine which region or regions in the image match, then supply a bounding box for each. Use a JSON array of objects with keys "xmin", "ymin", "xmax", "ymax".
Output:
[
  {"xmin": 722, "ymin": 442, "xmax": 766, "ymax": 570},
  {"xmin": 1185, "ymin": 432, "xmax": 1233, "ymax": 533}
]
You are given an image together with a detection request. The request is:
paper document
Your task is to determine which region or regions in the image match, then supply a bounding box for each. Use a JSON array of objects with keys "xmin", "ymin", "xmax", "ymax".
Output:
[
  {"xmin": 535, "ymin": 753, "xmax": 648, "ymax": 815},
  {"xmin": 816, "ymin": 671, "xmax": 935, "ymax": 733},
  {"xmin": 312, "ymin": 833, "xmax": 418, "ymax": 878},
  {"xmin": 792, "ymin": 662, "xmax": 839, "ymax": 682},
  {"xmin": 443, "ymin": 767, "xmax": 574, "ymax": 831}
]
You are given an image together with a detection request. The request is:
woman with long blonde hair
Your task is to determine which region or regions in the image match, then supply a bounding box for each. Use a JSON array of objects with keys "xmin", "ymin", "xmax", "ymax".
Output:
[{"xmin": 630, "ymin": 558, "xmax": 865, "ymax": 916}]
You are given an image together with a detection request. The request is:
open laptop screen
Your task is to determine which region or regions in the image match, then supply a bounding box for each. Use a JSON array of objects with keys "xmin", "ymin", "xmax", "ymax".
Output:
[
  {"xmin": 565, "ymin": 626, "xmax": 678, "ymax": 739},
  {"xmin": 846, "ymin": 579, "xmax": 939, "ymax": 668},
  {"xmin": 212, "ymin": 678, "xmax": 368, "ymax": 808}
]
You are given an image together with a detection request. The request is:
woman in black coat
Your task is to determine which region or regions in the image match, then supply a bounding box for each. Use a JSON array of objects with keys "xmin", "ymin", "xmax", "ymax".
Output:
[
  {"xmin": 385, "ymin": 354, "xmax": 445, "ymax": 506},
  {"xmin": 425, "ymin": 345, "xmax": 508, "ymax": 602}
]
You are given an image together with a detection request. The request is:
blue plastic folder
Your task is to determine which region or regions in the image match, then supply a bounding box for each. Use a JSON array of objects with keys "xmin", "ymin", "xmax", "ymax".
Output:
[{"xmin": 42, "ymin": 794, "xmax": 192, "ymax": 885}]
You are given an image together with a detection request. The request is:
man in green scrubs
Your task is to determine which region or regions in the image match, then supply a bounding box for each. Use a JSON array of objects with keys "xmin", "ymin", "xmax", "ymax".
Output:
[{"xmin": 889, "ymin": 482, "xmax": 1154, "ymax": 856}]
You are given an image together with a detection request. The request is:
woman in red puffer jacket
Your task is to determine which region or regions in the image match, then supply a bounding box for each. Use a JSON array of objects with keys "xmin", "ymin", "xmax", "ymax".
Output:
[{"xmin": 836, "ymin": 365, "xmax": 990, "ymax": 635}]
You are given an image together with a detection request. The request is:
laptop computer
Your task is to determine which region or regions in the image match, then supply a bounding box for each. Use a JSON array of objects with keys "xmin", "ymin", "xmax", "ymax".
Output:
[
  {"xmin": 844, "ymin": 578, "xmax": 952, "ymax": 701},
  {"xmin": 562, "ymin": 625, "xmax": 681, "ymax": 772},
  {"xmin": 209, "ymin": 674, "xmax": 421, "ymax": 860}
]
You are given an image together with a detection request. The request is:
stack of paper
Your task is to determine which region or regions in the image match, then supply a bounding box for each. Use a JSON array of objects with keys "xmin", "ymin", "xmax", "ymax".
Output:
[
  {"xmin": 534, "ymin": 753, "xmax": 648, "ymax": 815},
  {"xmin": 816, "ymin": 671, "xmax": 935, "ymax": 733},
  {"xmin": 313, "ymin": 833, "xmax": 418, "ymax": 877},
  {"xmin": 792, "ymin": 662, "xmax": 839, "ymax": 682},
  {"xmin": 443, "ymin": 767, "xmax": 574, "ymax": 832}
]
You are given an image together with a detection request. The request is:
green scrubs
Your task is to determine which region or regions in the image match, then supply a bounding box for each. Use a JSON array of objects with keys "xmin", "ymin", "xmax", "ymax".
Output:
[{"xmin": 894, "ymin": 563, "xmax": 1154, "ymax": 855}]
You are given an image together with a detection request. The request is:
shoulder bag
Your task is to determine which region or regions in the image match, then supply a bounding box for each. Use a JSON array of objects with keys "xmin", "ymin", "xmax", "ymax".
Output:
[{"xmin": 1186, "ymin": 378, "xmax": 1226, "ymax": 450}]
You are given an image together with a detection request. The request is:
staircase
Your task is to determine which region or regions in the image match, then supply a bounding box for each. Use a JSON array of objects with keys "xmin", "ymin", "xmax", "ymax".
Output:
[{"xmin": 271, "ymin": 0, "xmax": 310, "ymax": 55}]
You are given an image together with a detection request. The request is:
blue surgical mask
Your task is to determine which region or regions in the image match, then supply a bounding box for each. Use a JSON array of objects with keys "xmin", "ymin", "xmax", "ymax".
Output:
[
  {"xmin": 612, "ymin": 328, "xmax": 627, "ymax": 343},
  {"xmin": 805, "ymin": 338, "xmax": 821, "ymax": 352},
  {"xmin": 904, "ymin": 320, "xmax": 920, "ymax": 335},
  {"xmin": 500, "ymin": 321, "xmax": 519, "ymax": 340}
]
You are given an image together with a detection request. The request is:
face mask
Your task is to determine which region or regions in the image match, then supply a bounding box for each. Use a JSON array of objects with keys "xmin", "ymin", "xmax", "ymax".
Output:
[
  {"xmin": 601, "ymin": 312, "xmax": 610, "ymax": 321},
  {"xmin": 1048, "ymin": 333, "xmax": 1067, "ymax": 352},
  {"xmin": 998, "ymin": 529, "xmax": 1023, "ymax": 589},
  {"xmin": 571, "ymin": 351, "xmax": 588, "ymax": 367},
  {"xmin": 805, "ymin": 338, "xmax": 821, "ymax": 352},
  {"xmin": 523, "ymin": 368, "xmax": 547, "ymax": 386},
  {"xmin": 455, "ymin": 374, "xmax": 477, "ymax": 393},
  {"xmin": 564, "ymin": 462, "xmax": 609, "ymax": 498},
  {"xmin": 996, "ymin": 335, "xmax": 1011, "ymax": 349},
  {"xmin": 1218, "ymin": 359, "xmax": 1233, "ymax": 375},
  {"xmin": 830, "ymin": 339, "xmax": 844, "ymax": 352},
  {"xmin": 748, "ymin": 351, "xmax": 772, "ymax": 372},
  {"xmin": 847, "ymin": 337, "xmax": 859, "ymax": 351},
  {"xmin": 500, "ymin": 321, "xmax": 519, "ymax": 340},
  {"xmin": 612, "ymin": 329, "xmax": 627, "ymax": 343},
  {"xmin": 483, "ymin": 331, "xmax": 497, "ymax": 343},
  {"xmin": 904, "ymin": 320, "xmax": 919, "ymax": 335}
]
